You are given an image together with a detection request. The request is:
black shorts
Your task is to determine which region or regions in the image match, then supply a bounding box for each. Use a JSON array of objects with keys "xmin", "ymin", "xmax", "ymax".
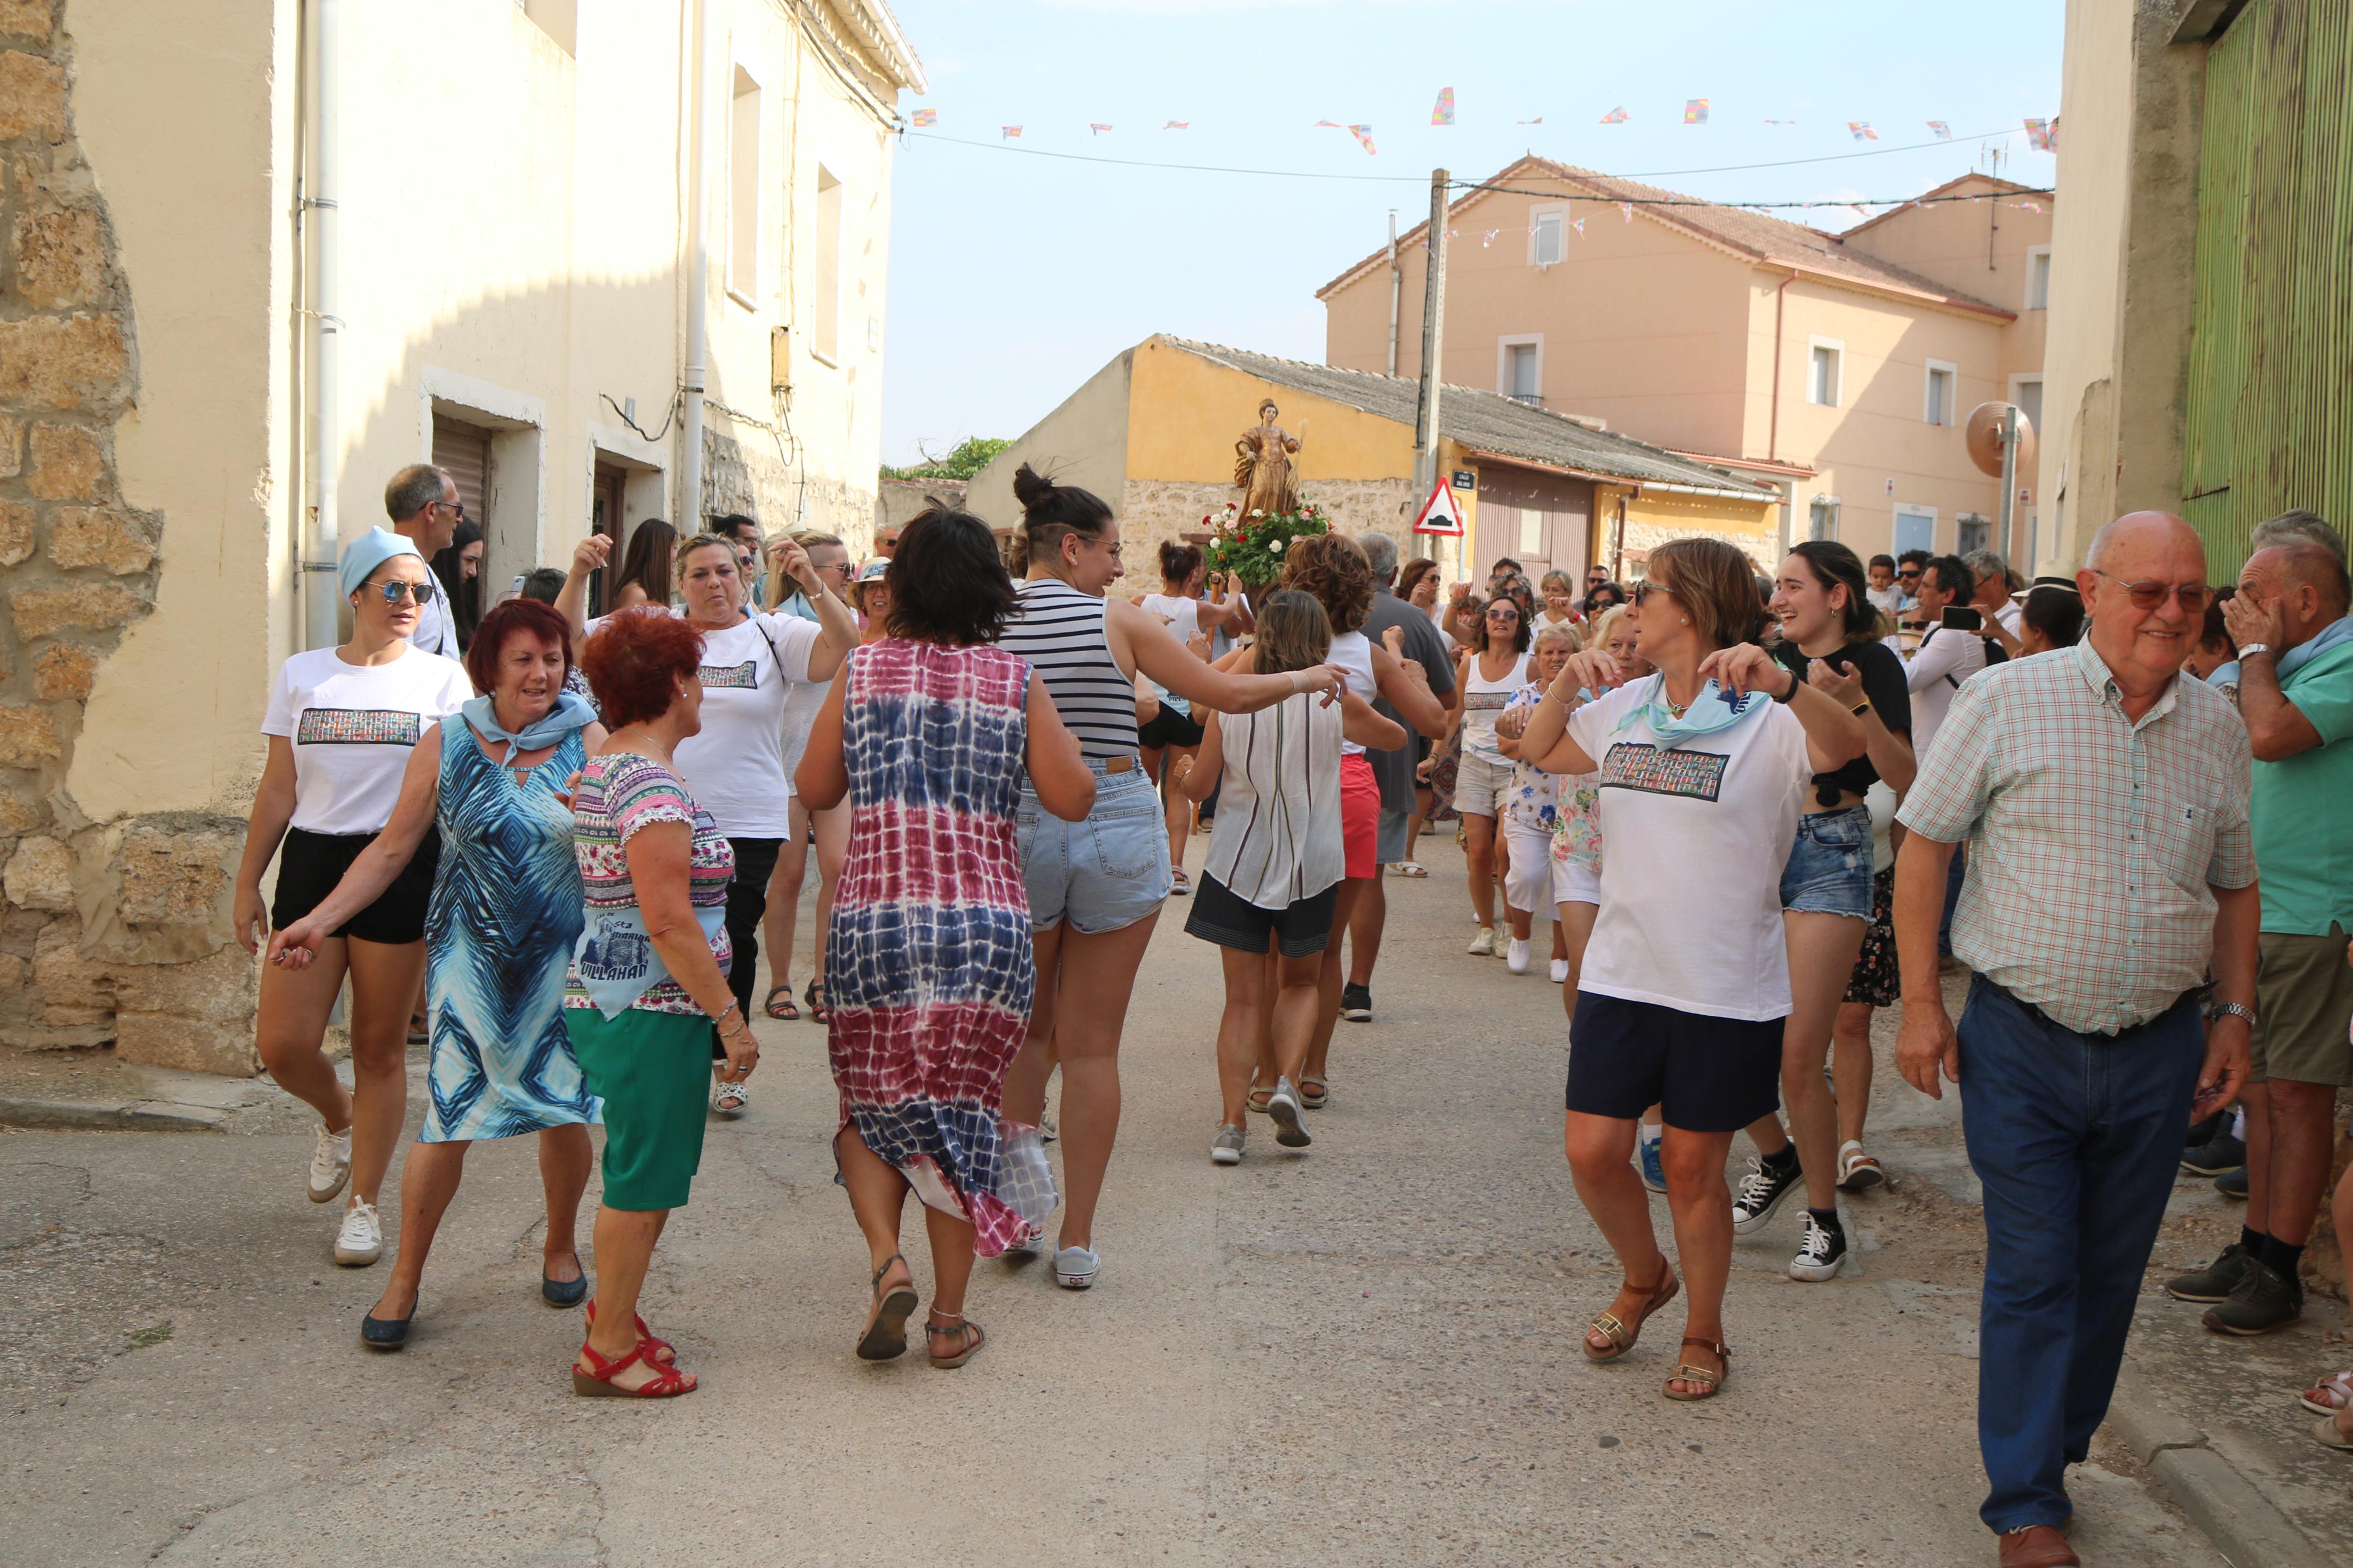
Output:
[
  {"xmin": 1566, "ymin": 991, "xmax": 1784, "ymax": 1132},
  {"xmin": 1138, "ymin": 706, "xmax": 1206, "ymax": 751},
  {"xmin": 270, "ymin": 825, "xmax": 441, "ymax": 946},
  {"xmin": 1184, "ymin": 872, "xmax": 1338, "ymax": 959}
]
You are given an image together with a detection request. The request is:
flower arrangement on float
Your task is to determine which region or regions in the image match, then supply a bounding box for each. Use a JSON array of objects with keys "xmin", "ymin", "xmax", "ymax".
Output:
[{"xmin": 1201, "ymin": 499, "xmax": 1332, "ymax": 590}]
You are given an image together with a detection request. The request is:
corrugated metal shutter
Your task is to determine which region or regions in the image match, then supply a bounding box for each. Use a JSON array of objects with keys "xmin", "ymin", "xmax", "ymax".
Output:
[
  {"xmin": 431, "ymin": 415, "xmax": 491, "ymax": 524},
  {"xmin": 2181, "ymin": 0, "xmax": 2353, "ymax": 574}
]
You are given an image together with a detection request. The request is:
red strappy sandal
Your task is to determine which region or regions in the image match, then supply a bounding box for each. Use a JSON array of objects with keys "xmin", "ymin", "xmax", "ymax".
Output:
[
  {"xmin": 572, "ymin": 1339, "xmax": 697, "ymax": 1399},
  {"xmin": 585, "ymin": 1299, "xmax": 676, "ymax": 1366}
]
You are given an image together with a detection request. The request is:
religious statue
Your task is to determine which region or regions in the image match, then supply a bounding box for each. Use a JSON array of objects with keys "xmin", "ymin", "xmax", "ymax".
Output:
[{"xmin": 1234, "ymin": 399, "xmax": 1301, "ymax": 519}]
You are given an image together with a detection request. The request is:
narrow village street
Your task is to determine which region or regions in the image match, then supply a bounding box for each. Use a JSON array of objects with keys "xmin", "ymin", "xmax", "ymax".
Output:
[{"xmin": 1, "ymin": 860, "xmax": 2241, "ymax": 1568}]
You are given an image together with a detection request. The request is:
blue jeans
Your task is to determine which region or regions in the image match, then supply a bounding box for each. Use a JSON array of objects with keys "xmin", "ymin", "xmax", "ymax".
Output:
[{"xmin": 1957, "ymin": 977, "xmax": 2203, "ymax": 1533}]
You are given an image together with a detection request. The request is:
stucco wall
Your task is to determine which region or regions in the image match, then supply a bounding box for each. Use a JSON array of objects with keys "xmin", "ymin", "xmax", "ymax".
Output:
[{"xmin": 966, "ymin": 349, "xmax": 1133, "ymax": 535}]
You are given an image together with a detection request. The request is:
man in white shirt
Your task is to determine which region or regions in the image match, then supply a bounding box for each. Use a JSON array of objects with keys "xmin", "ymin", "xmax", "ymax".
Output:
[
  {"xmin": 1903, "ymin": 554, "xmax": 1990, "ymax": 765},
  {"xmin": 383, "ymin": 464, "xmax": 462, "ymax": 658},
  {"xmin": 1965, "ymin": 549, "xmax": 2025, "ymax": 657}
]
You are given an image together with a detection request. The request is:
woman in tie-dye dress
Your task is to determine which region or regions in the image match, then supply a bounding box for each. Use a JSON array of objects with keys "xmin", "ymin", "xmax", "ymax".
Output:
[{"xmin": 794, "ymin": 506, "xmax": 1098, "ymax": 1370}]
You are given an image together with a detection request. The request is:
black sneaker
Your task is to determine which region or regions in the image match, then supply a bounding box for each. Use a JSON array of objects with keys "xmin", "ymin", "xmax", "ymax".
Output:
[
  {"xmin": 2202, "ymin": 1257, "xmax": 2303, "ymax": 1335},
  {"xmin": 1789, "ymin": 1212, "xmax": 1847, "ymax": 1281},
  {"xmin": 1340, "ymin": 983, "xmax": 1372, "ymax": 1023},
  {"xmin": 1731, "ymin": 1154, "xmax": 1803, "ymax": 1234},
  {"xmin": 2215, "ymin": 1165, "xmax": 2249, "ymax": 1200},
  {"xmin": 2184, "ymin": 1111, "xmax": 2226, "ymax": 1150},
  {"xmin": 2164, "ymin": 1242, "xmax": 2252, "ymax": 1303},
  {"xmin": 2180, "ymin": 1129, "xmax": 2245, "ymax": 1176}
]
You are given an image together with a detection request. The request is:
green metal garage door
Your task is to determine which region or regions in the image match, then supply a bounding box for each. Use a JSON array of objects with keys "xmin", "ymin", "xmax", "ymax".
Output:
[{"xmin": 2181, "ymin": 0, "xmax": 2353, "ymax": 574}]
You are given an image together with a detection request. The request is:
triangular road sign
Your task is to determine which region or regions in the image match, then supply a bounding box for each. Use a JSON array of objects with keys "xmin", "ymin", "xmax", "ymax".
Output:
[{"xmin": 1411, "ymin": 478, "xmax": 1466, "ymax": 536}]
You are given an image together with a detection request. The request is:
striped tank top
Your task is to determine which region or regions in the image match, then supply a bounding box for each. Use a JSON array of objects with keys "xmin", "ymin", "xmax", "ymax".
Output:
[{"xmin": 1000, "ymin": 577, "xmax": 1137, "ymax": 762}]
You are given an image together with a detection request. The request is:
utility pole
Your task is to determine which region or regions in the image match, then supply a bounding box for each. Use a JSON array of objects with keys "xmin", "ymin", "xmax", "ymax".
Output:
[
  {"xmin": 1412, "ymin": 169, "xmax": 1450, "ymax": 575},
  {"xmin": 1998, "ymin": 403, "xmax": 2021, "ymax": 566},
  {"xmin": 1385, "ymin": 209, "xmax": 1400, "ymax": 377}
]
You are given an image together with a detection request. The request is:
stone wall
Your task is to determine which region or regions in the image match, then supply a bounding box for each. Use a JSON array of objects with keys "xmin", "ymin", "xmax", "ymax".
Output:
[
  {"xmin": 0, "ymin": 4, "xmax": 255, "ymax": 1073},
  {"xmin": 1117, "ymin": 478, "xmax": 1421, "ymax": 562},
  {"xmin": 704, "ymin": 423, "xmax": 879, "ymax": 556}
]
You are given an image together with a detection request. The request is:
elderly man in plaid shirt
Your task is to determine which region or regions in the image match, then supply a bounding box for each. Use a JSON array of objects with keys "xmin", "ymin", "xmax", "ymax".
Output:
[{"xmin": 1891, "ymin": 512, "xmax": 2260, "ymax": 1568}]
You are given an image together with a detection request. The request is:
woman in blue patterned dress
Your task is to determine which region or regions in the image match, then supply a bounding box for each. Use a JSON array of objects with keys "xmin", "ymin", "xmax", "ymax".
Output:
[
  {"xmin": 271, "ymin": 599, "xmax": 606, "ymax": 1350},
  {"xmin": 796, "ymin": 506, "xmax": 1098, "ymax": 1368}
]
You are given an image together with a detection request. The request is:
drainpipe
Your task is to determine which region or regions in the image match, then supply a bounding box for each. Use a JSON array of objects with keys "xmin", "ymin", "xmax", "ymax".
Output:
[
  {"xmin": 679, "ymin": 0, "xmax": 710, "ymax": 528},
  {"xmin": 1767, "ymin": 271, "xmax": 1794, "ymax": 463},
  {"xmin": 304, "ymin": 0, "xmax": 342, "ymax": 650},
  {"xmin": 1386, "ymin": 209, "xmax": 1400, "ymax": 377}
]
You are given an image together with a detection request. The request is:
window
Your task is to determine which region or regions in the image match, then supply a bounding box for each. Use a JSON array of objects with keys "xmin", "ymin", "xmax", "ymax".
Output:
[
  {"xmin": 727, "ymin": 66, "xmax": 762, "ymax": 304},
  {"xmin": 1808, "ymin": 498, "xmax": 1840, "ymax": 542},
  {"xmin": 811, "ymin": 165, "xmax": 842, "ymax": 364},
  {"xmin": 1891, "ymin": 504, "xmax": 1937, "ymax": 558},
  {"xmin": 2025, "ymin": 246, "xmax": 2052, "ymax": 311},
  {"xmin": 1498, "ymin": 336, "xmax": 1542, "ymax": 404},
  {"xmin": 1530, "ymin": 211, "xmax": 1564, "ymax": 268},
  {"xmin": 1957, "ymin": 513, "xmax": 1990, "ymax": 555},
  {"xmin": 1923, "ymin": 360, "xmax": 1957, "ymax": 425},
  {"xmin": 1518, "ymin": 507, "xmax": 1545, "ymax": 556},
  {"xmin": 2011, "ymin": 375, "xmax": 2044, "ymax": 439},
  {"xmin": 1808, "ymin": 338, "xmax": 1842, "ymax": 407}
]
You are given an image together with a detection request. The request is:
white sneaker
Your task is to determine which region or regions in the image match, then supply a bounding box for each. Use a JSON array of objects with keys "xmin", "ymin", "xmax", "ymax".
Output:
[
  {"xmin": 1467, "ymin": 926, "xmax": 1496, "ymax": 956},
  {"xmin": 1506, "ymin": 937, "xmax": 1532, "ymax": 974},
  {"xmin": 1548, "ymin": 958, "xmax": 1571, "ymax": 984},
  {"xmin": 1210, "ymin": 1123, "xmax": 1245, "ymax": 1165},
  {"xmin": 1266, "ymin": 1078, "xmax": 1312, "ymax": 1149},
  {"xmin": 307, "ymin": 1123, "xmax": 352, "ymax": 1204},
  {"xmin": 1053, "ymin": 1245, "xmax": 1100, "ymax": 1290},
  {"xmin": 333, "ymin": 1200, "xmax": 382, "ymax": 1267}
]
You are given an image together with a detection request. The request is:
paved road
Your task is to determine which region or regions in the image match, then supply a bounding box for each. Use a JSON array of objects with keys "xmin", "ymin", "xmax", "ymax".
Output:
[{"xmin": 1, "ymin": 851, "xmax": 2226, "ymax": 1567}]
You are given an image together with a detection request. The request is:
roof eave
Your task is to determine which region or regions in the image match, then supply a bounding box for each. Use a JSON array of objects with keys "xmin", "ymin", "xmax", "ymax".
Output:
[{"xmin": 836, "ymin": 0, "xmax": 927, "ymax": 93}]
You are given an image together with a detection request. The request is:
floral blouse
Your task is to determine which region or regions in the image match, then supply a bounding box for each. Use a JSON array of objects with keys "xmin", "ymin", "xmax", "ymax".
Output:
[
  {"xmin": 563, "ymin": 752, "xmax": 734, "ymax": 1014},
  {"xmin": 1542, "ymin": 686, "xmax": 1605, "ymax": 872},
  {"xmin": 1500, "ymin": 684, "xmax": 1559, "ymax": 834}
]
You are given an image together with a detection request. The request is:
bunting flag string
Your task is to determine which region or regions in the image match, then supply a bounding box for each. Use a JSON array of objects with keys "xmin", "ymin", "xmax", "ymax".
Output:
[
  {"xmin": 1431, "ymin": 87, "xmax": 1456, "ymax": 126},
  {"xmin": 1600, "ymin": 106, "xmax": 1629, "ymax": 124},
  {"xmin": 1517, "ymin": 116, "xmax": 1543, "ymax": 126},
  {"xmin": 2024, "ymin": 117, "xmax": 2057, "ymax": 151},
  {"xmin": 1163, "ymin": 121, "xmax": 1188, "ymax": 130},
  {"xmin": 910, "ymin": 108, "xmax": 935, "ymax": 127},
  {"xmin": 1847, "ymin": 122, "xmax": 1878, "ymax": 141},
  {"xmin": 1764, "ymin": 118, "xmax": 1797, "ymax": 126},
  {"xmin": 1482, "ymin": 229, "xmax": 1499, "ymax": 247},
  {"xmin": 1089, "ymin": 123, "xmax": 1112, "ymax": 136},
  {"xmin": 1619, "ymin": 202, "xmax": 1632, "ymax": 222},
  {"xmin": 1313, "ymin": 119, "xmax": 1342, "ymax": 129},
  {"xmin": 1001, "ymin": 125, "xmax": 1021, "ymax": 140},
  {"xmin": 1347, "ymin": 124, "xmax": 1377, "ymax": 155},
  {"xmin": 1683, "ymin": 98, "xmax": 1709, "ymax": 125},
  {"xmin": 1927, "ymin": 120, "xmax": 1951, "ymax": 140},
  {"xmin": 1571, "ymin": 216, "xmax": 1586, "ymax": 235}
]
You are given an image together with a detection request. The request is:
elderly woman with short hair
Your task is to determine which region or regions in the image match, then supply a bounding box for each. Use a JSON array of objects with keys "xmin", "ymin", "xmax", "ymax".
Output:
[
  {"xmin": 563, "ymin": 607, "xmax": 758, "ymax": 1398},
  {"xmin": 270, "ymin": 598, "xmax": 607, "ymax": 1348}
]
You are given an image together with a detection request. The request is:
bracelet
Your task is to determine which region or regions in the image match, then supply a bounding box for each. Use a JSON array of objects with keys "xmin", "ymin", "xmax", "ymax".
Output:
[
  {"xmin": 2235, "ymin": 643, "xmax": 2274, "ymax": 661},
  {"xmin": 1851, "ymin": 700, "xmax": 1871, "ymax": 717}
]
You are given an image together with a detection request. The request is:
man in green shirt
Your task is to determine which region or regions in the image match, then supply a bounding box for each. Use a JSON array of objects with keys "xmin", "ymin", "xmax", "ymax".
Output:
[{"xmin": 2170, "ymin": 534, "xmax": 2353, "ymax": 1334}]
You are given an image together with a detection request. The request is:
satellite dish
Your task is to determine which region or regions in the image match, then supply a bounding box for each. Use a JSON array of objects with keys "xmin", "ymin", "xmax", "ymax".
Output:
[{"xmin": 1965, "ymin": 402, "xmax": 2037, "ymax": 478}]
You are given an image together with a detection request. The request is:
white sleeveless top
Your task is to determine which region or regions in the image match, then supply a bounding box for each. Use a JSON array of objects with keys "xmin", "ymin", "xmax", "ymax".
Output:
[
  {"xmin": 1460, "ymin": 650, "xmax": 1531, "ymax": 765},
  {"xmin": 1329, "ymin": 631, "xmax": 1377, "ymax": 757},
  {"xmin": 1203, "ymin": 694, "xmax": 1346, "ymax": 908},
  {"xmin": 1137, "ymin": 591, "xmax": 1201, "ymax": 717}
]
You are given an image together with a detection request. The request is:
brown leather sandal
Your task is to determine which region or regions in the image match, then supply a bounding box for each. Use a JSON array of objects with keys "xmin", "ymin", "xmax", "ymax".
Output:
[
  {"xmin": 926, "ymin": 1311, "xmax": 986, "ymax": 1370},
  {"xmin": 857, "ymin": 1253, "xmax": 918, "ymax": 1361},
  {"xmin": 1663, "ymin": 1336, "xmax": 1730, "ymax": 1401},
  {"xmin": 1583, "ymin": 1263, "xmax": 1679, "ymax": 1362}
]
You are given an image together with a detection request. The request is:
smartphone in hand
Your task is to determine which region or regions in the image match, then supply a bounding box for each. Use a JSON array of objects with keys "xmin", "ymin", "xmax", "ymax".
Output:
[{"xmin": 1940, "ymin": 605, "xmax": 1984, "ymax": 632}]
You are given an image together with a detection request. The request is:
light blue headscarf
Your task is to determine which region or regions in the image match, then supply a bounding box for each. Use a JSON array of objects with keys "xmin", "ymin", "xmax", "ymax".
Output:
[{"xmin": 339, "ymin": 527, "xmax": 424, "ymax": 598}]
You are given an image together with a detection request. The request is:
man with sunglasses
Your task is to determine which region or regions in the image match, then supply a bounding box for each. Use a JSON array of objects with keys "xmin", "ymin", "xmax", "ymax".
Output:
[
  {"xmin": 1892, "ymin": 511, "xmax": 2258, "ymax": 1568},
  {"xmin": 383, "ymin": 464, "xmax": 463, "ymax": 659},
  {"xmin": 1894, "ymin": 549, "xmax": 1930, "ymax": 619},
  {"xmin": 2164, "ymin": 529, "xmax": 2353, "ymax": 1336}
]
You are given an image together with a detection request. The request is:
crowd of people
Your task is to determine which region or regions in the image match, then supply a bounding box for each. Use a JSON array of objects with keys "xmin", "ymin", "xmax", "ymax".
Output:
[{"xmin": 230, "ymin": 459, "xmax": 2353, "ymax": 1562}]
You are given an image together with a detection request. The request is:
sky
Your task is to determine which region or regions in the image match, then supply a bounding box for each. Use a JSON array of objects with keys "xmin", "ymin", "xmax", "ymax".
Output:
[{"xmin": 877, "ymin": 0, "xmax": 2064, "ymax": 468}]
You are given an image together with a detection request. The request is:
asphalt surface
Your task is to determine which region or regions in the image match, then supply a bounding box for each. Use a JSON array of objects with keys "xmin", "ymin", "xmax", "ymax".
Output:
[{"xmin": 0, "ymin": 844, "xmax": 2234, "ymax": 1567}]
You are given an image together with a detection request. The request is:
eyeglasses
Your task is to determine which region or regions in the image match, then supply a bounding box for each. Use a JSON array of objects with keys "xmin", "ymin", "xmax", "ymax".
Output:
[
  {"xmin": 2091, "ymin": 569, "xmax": 2213, "ymax": 613},
  {"xmin": 431, "ymin": 499, "xmax": 467, "ymax": 521},
  {"xmin": 1632, "ymin": 580, "xmax": 1663, "ymax": 605},
  {"xmin": 371, "ymin": 579, "xmax": 439, "ymax": 606},
  {"xmin": 1896, "ymin": 567, "xmax": 1921, "ymax": 580}
]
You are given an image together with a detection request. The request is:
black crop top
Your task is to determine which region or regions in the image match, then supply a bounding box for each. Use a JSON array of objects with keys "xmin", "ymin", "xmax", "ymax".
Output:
[{"xmin": 1771, "ymin": 639, "xmax": 1913, "ymax": 808}]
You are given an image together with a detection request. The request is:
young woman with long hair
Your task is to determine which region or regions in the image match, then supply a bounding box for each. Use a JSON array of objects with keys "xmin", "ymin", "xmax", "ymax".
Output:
[
  {"xmin": 1425, "ymin": 592, "xmax": 1532, "ymax": 957},
  {"xmin": 1134, "ymin": 541, "xmax": 1243, "ymax": 894},
  {"xmin": 609, "ymin": 518, "xmax": 677, "ymax": 611},
  {"xmin": 1729, "ymin": 541, "xmax": 1916, "ymax": 1278},
  {"xmin": 430, "ymin": 518, "xmax": 485, "ymax": 653},
  {"xmin": 995, "ymin": 465, "xmax": 1344, "ymax": 1290},
  {"xmin": 1516, "ymin": 536, "xmax": 1864, "ymax": 1401},
  {"xmin": 1175, "ymin": 590, "xmax": 1401, "ymax": 1164}
]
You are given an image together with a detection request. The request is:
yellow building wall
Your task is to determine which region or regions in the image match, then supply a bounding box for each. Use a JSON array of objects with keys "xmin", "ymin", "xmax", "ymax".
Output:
[
  {"xmin": 1124, "ymin": 337, "xmax": 1417, "ymax": 483},
  {"xmin": 1597, "ymin": 483, "xmax": 1779, "ymax": 576}
]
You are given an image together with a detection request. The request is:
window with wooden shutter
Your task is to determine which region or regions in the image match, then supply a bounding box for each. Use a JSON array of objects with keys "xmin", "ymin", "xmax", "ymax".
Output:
[{"xmin": 431, "ymin": 414, "xmax": 491, "ymax": 524}]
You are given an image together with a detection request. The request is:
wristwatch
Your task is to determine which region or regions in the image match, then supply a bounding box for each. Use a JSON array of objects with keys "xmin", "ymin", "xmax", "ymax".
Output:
[
  {"xmin": 1851, "ymin": 700, "xmax": 1872, "ymax": 717},
  {"xmin": 2235, "ymin": 643, "xmax": 2274, "ymax": 661},
  {"xmin": 2205, "ymin": 1001, "xmax": 2257, "ymax": 1027}
]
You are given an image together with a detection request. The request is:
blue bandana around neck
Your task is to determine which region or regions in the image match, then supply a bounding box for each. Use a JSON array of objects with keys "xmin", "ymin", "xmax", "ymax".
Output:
[
  {"xmin": 461, "ymin": 691, "xmax": 595, "ymax": 765},
  {"xmin": 1614, "ymin": 671, "xmax": 1769, "ymax": 751}
]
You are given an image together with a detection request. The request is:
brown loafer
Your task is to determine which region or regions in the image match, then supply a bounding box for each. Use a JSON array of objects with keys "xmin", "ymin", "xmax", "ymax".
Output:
[{"xmin": 1997, "ymin": 1525, "xmax": 2078, "ymax": 1568}]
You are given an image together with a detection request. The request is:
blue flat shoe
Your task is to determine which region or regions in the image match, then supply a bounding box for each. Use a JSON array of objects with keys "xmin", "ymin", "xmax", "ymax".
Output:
[
  {"xmin": 542, "ymin": 1268, "xmax": 588, "ymax": 1308},
  {"xmin": 360, "ymin": 1310, "xmax": 411, "ymax": 1352}
]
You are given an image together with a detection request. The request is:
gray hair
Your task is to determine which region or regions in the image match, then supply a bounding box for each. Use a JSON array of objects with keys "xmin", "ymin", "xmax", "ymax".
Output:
[
  {"xmin": 1962, "ymin": 549, "xmax": 2016, "ymax": 593},
  {"xmin": 384, "ymin": 463, "xmax": 452, "ymax": 524},
  {"xmin": 1354, "ymin": 530, "xmax": 1400, "ymax": 585},
  {"xmin": 2250, "ymin": 509, "xmax": 2347, "ymax": 571}
]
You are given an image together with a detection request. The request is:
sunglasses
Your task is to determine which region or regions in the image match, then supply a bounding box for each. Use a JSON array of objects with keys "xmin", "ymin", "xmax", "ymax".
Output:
[
  {"xmin": 1631, "ymin": 580, "xmax": 1664, "ymax": 605},
  {"xmin": 369, "ymin": 578, "xmax": 439, "ymax": 606},
  {"xmin": 2092, "ymin": 569, "xmax": 2212, "ymax": 613}
]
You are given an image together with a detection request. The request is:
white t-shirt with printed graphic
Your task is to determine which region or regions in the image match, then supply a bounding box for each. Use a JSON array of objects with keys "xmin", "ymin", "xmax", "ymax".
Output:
[
  {"xmin": 669, "ymin": 613, "xmax": 820, "ymax": 837},
  {"xmin": 261, "ymin": 644, "xmax": 474, "ymax": 835},
  {"xmin": 1566, "ymin": 678, "xmax": 1810, "ymax": 1021}
]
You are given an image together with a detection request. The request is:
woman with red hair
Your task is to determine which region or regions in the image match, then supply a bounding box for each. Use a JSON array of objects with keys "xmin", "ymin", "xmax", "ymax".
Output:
[{"xmin": 270, "ymin": 597, "xmax": 608, "ymax": 1349}]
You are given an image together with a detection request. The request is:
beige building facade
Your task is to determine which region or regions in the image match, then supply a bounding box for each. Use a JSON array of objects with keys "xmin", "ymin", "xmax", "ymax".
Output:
[
  {"xmin": 1319, "ymin": 158, "xmax": 2056, "ymax": 568},
  {"xmin": 0, "ymin": 0, "xmax": 921, "ymax": 1072}
]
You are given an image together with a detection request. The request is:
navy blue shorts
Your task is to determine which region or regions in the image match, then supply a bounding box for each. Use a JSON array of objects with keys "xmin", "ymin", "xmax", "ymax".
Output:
[{"xmin": 1567, "ymin": 991, "xmax": 1786, "ymax": 1132}]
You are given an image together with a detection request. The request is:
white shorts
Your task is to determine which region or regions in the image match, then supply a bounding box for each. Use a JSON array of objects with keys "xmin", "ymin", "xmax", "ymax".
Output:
[
  {"xmin": 1503, "ymin": 820, "xmax": 1575, "ymax": 915},
  {"xmin": 1562, "ymin": 859, "xmax": 1600, "ymax": 906},
  {"xmin": 1455, "ymin": 752, "xmax": 1512, "ymax": 818}
]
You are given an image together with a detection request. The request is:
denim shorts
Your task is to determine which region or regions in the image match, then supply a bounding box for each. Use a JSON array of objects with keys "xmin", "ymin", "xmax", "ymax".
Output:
[
  {"xmin": 1017, "ymin": 761, "xmax": 1172, "ymax": 934},
  {"xmin": 1777, "ymin": 803, "xmax": 1873, "ymax": 920}
]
